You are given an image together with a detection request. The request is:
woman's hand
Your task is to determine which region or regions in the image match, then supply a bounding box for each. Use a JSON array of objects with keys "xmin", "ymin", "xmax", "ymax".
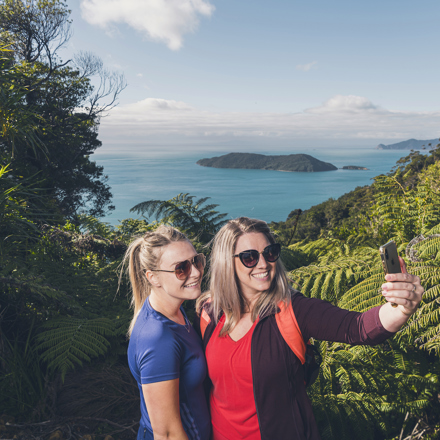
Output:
[{"xmin": 379, "ymin": 257, "xmax": 424, "ymax": 332}]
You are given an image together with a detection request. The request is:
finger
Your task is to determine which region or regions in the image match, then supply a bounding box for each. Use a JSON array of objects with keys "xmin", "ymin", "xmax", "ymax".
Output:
[
  {"xmin": 385, "ymin": 272, "xmax": 417, "ymax": 283},
  {"xmin": 399, "ymin": 256, "xmax": 408, "ymax": 274},
  {"xmin": 383, "ymin": 294, "xmax": 416, "ymax": 310},
  {"xmin": 383, "ymin": 286, "xmax": 422, "ymax": 307},
  {"xmin": 383, "ymin": 290, "xmax": 411, "ymax": 303},
  {"xmin": 382, "ymin": 282, "xmax": 418, "ymax": 292}
]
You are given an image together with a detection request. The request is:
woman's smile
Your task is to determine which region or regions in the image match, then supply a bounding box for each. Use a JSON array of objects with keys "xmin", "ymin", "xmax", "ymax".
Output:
[{"xmin": 234, "ymin": 232, "xmax": 276, "ymax": 300}]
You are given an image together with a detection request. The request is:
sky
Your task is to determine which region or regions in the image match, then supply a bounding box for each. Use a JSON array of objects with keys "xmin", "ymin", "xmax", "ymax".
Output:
[{"xmin": 60, "ymin": 0, "xmax": 440, "ymax": 151}]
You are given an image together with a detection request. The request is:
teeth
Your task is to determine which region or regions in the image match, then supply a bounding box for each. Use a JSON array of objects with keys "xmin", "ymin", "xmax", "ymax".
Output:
[
  {"xmin": 185, "ymin": 282, "xmax": 198, "ymax": 287},
  {"xmin": 253, "ymin": 272, "xmax": 269, "ymax": 279}
]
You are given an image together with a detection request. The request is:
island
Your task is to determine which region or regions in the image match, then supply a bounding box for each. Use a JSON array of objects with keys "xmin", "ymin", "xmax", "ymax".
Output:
[
  {"xmin": 196, "ymin": 153, "xmax": 337, "ymax": 172},
  {"xmin": 341, "ymin": 166, "xmax": 368, "ymax": 170},
  {"xmin": 376, "ymin": 138, "xmax": 439, "ymax": 150}
]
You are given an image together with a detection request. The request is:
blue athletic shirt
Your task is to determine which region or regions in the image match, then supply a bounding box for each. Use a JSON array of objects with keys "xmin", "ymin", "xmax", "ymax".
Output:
[{"xmin": 128, "ymin": 298, "xmax": 211, "ymax": 440}]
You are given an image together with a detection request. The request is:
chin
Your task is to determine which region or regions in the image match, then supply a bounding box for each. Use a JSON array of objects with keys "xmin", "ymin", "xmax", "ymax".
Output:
[{"xmin": 186, "ymin": 289, "xmax": 202, "ymax": 300}]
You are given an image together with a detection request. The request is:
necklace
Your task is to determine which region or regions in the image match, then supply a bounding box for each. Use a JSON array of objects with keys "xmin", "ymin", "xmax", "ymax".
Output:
[{"xmin": 183, "ymin": 314, "xmax": 191, "ymax": 333}]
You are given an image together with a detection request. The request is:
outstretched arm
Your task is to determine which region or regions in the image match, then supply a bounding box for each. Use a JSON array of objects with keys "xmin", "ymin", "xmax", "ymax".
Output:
[
  {"xmin": 379, "ymin": 257, "xmax": 424, "ymax": 333},
  {"xmin": 142, "ymin": 379, "xmax": 189, "ymax": 440}
]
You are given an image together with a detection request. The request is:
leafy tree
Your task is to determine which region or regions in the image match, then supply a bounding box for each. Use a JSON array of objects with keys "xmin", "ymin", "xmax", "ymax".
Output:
[
  {"xmin": 0, "ymin": 44, "xmax": 45, "ymax": 159},
  {"xmin": 9, "ymin": 63, "xmax": 116, "ymax": 217},
  {"xmin": 0, "ymin": 0, "xmax": 125, "ymax": 219},
  {"xmin": 0, "ymin": 0, "xmax": 71, "ymax": 71}
]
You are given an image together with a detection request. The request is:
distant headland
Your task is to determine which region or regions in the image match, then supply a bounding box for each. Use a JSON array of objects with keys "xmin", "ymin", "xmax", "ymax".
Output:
[
  {"xmin": 376, "ymin": 138, "xmax": 439, "ymax": 150},
  {"xmin": 196, "ymin": 153, "xmax": 338, "ymax": 172}
]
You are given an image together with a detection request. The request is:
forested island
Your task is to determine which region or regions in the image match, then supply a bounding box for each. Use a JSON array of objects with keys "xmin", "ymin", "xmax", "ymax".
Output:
[
  {"xmin": 2, "ymin": 3, "xmax": 440, "ymax": 439},
  {"xmin": 341, "ymin": 165, "xmax": 368, "ymax": 170},
  {"xmin": 376, "ymin": 138, "xmax": 439, "ymax": 150},
  {"xmin": 197, "ymin": 152, "xmax": 338, "ymax": 172}
]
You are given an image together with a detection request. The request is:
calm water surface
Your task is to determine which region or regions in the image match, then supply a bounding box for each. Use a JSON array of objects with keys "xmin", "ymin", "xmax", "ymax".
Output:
[{"xmin": 95, "ymin": 147, "xmax": 410, "ymax": 225}]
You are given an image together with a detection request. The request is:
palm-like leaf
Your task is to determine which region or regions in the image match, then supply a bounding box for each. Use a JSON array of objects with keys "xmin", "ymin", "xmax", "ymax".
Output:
[
  {"xmin": 130, "ymin": 193, "xmax": 228, "ymax": 242},
  {"xmin": 36, "ymin": 317, "xmax": 117, "ymax": 380}
]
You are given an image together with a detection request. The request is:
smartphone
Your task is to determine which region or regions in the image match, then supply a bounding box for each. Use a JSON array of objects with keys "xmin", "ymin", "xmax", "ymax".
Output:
[
  {"xmin": 379, "ymin": 240, "xmax": 401, "ymax": 307},
  {"xmin": 379, "ymin": 240, "xmax": 401, "ymax": 275}
]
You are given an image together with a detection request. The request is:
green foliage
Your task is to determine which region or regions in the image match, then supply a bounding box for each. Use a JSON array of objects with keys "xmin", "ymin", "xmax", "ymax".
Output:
[
  {"xmin": 280, "ymin": 246, "xmax": 311, "ymax": 271},
  {"xmin": 390, "ymin": 143, "xmax": 440, "ymax": 189},
  {"xmin": 289, "ymin": 180, "xmax": 440, "ymax": 438},
  {"xmin": 289, "ymin": 238, "xmax": 379, "ymax": 303},
  {"xmin": 0, "ymin": 45, "xmax": 45, "ymax": 158},
  {"xmin": 0, "ymin": 1, "xmax": 125, "ymax": 219},
  {"xmin": 272, "ymin": 143, "xmax": 440, "ymax": 246},
  {"xmin": 308, "ymin": 340, "xmax": 439, "ymax": 439},
  {"xmin": 270, "ymin": 184, "xmax": 375, "ymax": 244},
  {"xmin": 36, "ymin": 317, "xmax": 117, "ymax": 381},
  {"xmin": 131, "ymin": 193, "xmax": 228, "ymax": 243},
  {"xmin": 0, "ymin": 321, "xmax": 48, "ymax": 419},
  {"xmin": 371, "ymin": 167, "xmax": 440, "ymax": 243}
]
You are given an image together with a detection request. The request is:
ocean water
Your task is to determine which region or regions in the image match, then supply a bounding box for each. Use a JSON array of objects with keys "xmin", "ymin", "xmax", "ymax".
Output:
[{"xmin": 95, "ymin": 147, "xmax": 410, "ymax": 225}]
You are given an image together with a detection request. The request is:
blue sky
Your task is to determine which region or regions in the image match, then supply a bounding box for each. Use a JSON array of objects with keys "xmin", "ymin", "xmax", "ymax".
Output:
[{"xmin": 61, "ymin": 0, "xmax": 440, "ymax": 150}]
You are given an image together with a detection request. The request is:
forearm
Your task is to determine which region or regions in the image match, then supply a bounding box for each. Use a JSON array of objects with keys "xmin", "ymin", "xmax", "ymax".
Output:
[
  {"xmin": 143, "ymin": 380, "xmax": 189, "ymax": 440},
  {"xmin": 293, "ymin": 294, "xmax": 393, "ymax": 345}
]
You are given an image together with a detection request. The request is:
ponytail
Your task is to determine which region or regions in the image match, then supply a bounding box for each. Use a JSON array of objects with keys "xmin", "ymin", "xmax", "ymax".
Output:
[{"xmin": 121, "ymin": 226, "xmax": 189, "ymax": 337}]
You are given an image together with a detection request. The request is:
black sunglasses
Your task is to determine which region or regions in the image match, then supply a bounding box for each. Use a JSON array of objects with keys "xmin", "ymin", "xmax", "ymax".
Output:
[
  {"xmin": 152, "ymin": 253, "xmax": 206, "ymax": 280},
  {"xmin": 233, "ymin": 243, "xmax": 281, "ymax": 268}
]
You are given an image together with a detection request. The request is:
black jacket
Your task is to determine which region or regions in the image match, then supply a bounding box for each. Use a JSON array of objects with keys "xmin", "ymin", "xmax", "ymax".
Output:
[{"xmin": 195, "ymin": 291, "xmax": 394, "ymax": 440}]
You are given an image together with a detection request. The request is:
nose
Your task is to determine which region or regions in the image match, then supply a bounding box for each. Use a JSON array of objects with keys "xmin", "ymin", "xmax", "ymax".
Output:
[
  {"xmin": 189, "ymin": 261, "xmax": 203, "ymax": 278},
  {"xmin": 256, "ymin": 252, "xmax": 270, "ymax": 268}
]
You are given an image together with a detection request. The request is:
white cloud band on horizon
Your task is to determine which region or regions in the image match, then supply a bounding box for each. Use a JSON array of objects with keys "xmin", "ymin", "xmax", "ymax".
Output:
[
  {"xmin": 80, "ymin": 0, "xmax": 215, "ymax": 50},
  {"xmin": 99, "ymin": 95, "xmax": 440, "ymax": 146}
]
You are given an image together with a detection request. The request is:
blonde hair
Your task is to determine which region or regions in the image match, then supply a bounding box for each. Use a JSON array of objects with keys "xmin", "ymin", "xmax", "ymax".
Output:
[
  {"xmin": 122, "ymin": 225, "xmax": 189, "ymax": 337},
  {"xmin": 197, "ymin": 217, "xmax": 291, "ymax": 336}
]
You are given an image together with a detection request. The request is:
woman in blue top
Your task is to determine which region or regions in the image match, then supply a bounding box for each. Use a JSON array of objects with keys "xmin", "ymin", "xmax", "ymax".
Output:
[{"xmin": 123, "ymin": 225, "xmax": 211, "ymax": 440}]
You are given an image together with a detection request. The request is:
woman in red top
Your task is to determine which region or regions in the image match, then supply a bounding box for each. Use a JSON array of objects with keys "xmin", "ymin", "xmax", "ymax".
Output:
[{"xmin": 196, "ymin": 217, "xmax": 424, "ymax": 440}]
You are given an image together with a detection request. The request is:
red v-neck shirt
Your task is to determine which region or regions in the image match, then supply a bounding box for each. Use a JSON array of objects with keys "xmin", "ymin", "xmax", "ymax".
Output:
[{"xmin": 205, "ymin": 315, "xmax": 261, "ymax": 440}]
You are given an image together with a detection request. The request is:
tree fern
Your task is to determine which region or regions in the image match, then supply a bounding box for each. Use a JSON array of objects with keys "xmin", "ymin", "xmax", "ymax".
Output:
[
  {"xmin": 130, "ymin": 193, "xmax": 227, "ymax": 242},
  {"xmin": 36, "ymin": 317, "xmax": 117, "ymax": 380},
  {"xmin": 371, "ymin": 163, "xmax": 440, "ymax": 241},
  {"xmin": 309, "ymin": 338, "xmax": 439, "ymax": 439},
  {"xmin": 289, "ymin": 239, "xmax": 379, "ymax": 305}
]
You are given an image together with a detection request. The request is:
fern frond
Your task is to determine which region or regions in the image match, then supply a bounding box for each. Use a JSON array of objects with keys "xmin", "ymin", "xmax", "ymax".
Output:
[{"xmin": 36, "ymin": 317, "xmax": 117, "ymax": 380}]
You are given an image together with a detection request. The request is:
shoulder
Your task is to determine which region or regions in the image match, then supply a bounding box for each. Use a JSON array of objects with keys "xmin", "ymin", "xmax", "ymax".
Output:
[
  {"xmin": 196, "ymin": 291, "xmax": 212, "ymax": 314},
  {"xmin": 287, "ymin": 288, "xmax": 343, "ymax": 327},
  {"xmin": 197, "ymin": 294, "xmax": 216, "ymax": 321},
  {"xmin": 132, "ymin": 311, "xmax": 179, "ymax": 350},
  {"xmin": 289, "ymin": 288, "xmax": 327, "ymax": 309}
]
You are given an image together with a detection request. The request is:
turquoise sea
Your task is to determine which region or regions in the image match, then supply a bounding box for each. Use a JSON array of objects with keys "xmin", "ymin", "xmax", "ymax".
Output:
[{"xmin": 95, "ymin": 147, "xmax": 411, "ymax": 225}]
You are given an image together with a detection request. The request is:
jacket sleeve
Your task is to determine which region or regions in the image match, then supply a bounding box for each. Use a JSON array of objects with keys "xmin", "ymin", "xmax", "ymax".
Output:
[{"xmin": 291, "ymin": 291, "xmax": 395, "ymax": 345}]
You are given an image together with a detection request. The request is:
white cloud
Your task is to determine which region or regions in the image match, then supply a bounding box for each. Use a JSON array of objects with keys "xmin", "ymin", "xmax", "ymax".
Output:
[
  {"xmin": 80, "ymin": 0, "xmax": 215, "ymax": 50},
  {"xmin": 99, "ymin": 95, "xmax": 440, "ymax": 146},
  {"xmin": 122, "ymin": 98, "xmax": 194, "ymax": 112},
  {"xmin": 296, "ymin": 61, "xmax": 317, "ymax": 72},
  {"xmin": 306, "ymin": 95, "xmax": 379, "ymax": 113},
  {"xmin": 136, "ymin": 73, "xmax": 143, "ymax": 77}
]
